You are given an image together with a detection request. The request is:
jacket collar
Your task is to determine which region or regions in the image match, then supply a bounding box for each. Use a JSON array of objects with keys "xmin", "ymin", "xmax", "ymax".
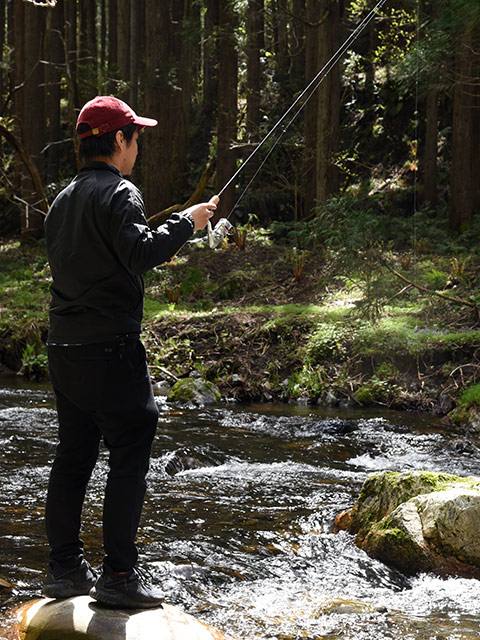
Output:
[{"xmin": 80, "ymin": 161, "xmax": 122, "ymax": 177}]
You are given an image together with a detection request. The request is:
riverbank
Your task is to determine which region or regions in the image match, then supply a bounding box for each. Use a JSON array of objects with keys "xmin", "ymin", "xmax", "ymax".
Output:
[{"xmin": 0, "ymin": 235, "xmax": 479, "ymax": 419}]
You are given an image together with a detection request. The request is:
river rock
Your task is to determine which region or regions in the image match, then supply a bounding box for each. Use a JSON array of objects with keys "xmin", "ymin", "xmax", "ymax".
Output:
[
  {"xmin": 446, "ymin": 404, "xmax": 480, "ymax": 435},
  {"xmin": 168, "ymin": 378, "xmax": 221, "ymax": 405},
  {"xmin": 316, "ymin": 598, "xmax": 376, "ymax": 615},
  {"xmin": 335, "ymin": 470, "xmax": 480, "ymax": 578},
  {"xmin": 164, "ymin": 450, "xmax": 215, "ymax": 475},
  {"xmin": 13, "ymin": 596, "xmax": 229, "ymax": 640},
  {"xmin": 152, "ymin": 380, "xmax": 171, "ymax": 397},
  {"xmin": 336, "ymin": 470, "xmax": 460, "ymax": 538},
  {"xmin": 0, "ymin": 574, "xmax": 15, "ymax": 590}
]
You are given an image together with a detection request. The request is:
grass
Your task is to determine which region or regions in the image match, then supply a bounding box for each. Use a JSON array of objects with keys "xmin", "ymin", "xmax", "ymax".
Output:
[
  {"xmin": 353, "ymin": 313, "xmax": 480, "ymax": 357},
  {"xmin": 0, "ymin": 240, "xmax": 50, "ymax": 340},
  {"xmin": 1, "ymin": 235, "xmax": 479, "ymax": 409},
  {"xmin": 459, "ymin": 383, "xmax": 480, "ymax": 408}
]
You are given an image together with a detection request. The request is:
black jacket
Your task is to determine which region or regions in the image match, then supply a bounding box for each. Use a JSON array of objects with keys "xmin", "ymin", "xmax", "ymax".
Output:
[{"xmin": 45, "ymin": 162, "xmax": 194, "ymax": 344}]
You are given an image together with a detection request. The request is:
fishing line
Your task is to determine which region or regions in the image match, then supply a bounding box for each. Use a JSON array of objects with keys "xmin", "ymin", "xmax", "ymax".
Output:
[{"xmin": 217, "ymin": 0, "xmax": 390, "ymax": 220}]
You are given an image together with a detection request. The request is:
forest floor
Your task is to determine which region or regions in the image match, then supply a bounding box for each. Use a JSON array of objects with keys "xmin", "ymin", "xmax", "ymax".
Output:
[{"xmin": 0, "ymin": 234, "xmax": 479, "ymax": 420}]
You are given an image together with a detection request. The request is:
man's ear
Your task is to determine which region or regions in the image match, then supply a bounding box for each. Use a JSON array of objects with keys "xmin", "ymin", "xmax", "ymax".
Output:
[{"xmin": 114, "ymin": 129, "xmax": 124, "ymax": 151}]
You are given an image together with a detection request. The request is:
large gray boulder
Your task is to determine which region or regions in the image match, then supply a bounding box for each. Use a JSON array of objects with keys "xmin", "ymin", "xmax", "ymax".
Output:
[
  {"xmin": 13, "ymin": 596, "xmax": 230, "ymax": 640},
  {"xmin": 335, "ymin": 470, "xmax": 480, "ymax": 578}
]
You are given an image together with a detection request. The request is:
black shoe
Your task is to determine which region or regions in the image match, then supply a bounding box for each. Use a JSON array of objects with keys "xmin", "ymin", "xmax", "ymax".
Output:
[
  {"xmin": 89, "ymin": 565, "xmax": 164, "ymax": 609},
  {"xmin": 43, "ymin": 558, "xmax": 97, "ymax": 599}
]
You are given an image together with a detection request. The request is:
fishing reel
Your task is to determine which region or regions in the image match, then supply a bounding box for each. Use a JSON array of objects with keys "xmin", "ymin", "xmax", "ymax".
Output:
[{"xmin": 207, "ymin": 217, "xmax": 234, "ymax": 249}]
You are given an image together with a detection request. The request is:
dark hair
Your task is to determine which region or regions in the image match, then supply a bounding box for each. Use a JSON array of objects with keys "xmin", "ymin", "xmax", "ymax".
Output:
[{"xmin": 77, "ymin": 122, "xmax": 137, "ymax": 162}]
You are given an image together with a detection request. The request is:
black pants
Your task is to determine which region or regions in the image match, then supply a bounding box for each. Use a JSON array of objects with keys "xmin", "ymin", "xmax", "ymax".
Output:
[{"xmin": 45, "ymin": 339, "xmax": 158, "ymax": 572}]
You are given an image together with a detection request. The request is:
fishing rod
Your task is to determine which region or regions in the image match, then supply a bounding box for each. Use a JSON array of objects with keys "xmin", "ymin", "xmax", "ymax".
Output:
[{"xmin": 207, "ymin": 0, "xmax": 389, "ymax": 248}]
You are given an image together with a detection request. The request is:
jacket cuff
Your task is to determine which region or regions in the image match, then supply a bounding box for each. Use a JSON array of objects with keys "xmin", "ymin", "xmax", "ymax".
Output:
[{"xmin": 183, "ymin": 211, "xmax": 195, "ymax": 230}]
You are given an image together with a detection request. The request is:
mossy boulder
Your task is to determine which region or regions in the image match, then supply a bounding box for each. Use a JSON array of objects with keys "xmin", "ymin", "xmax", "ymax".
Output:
[
  {"xmin": 446, "ymin": 405, "xmax": 480, "ymax": 435},
  {"xmin": 445, "ymin": 383, "xmax": 480, "ymax": 434},
  {"xmin": 335, "ymin": 470, "xmax": 480, "ymax": 578},
  {"xmin": 339, "ymin": 470, "xmax": 460, "ymax": 539},
  {"xmin": 168, "ymin": 377, "xmax": 221, "ymax": 405}
]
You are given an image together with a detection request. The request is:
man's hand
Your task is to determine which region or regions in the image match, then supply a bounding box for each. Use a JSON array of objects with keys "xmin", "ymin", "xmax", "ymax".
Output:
[{"xmin": 185, "ymin": 195, "xmax": 219, "ymax": 231}]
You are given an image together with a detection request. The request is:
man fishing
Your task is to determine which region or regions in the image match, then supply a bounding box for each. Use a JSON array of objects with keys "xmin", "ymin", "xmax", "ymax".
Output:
[{"xmin": 42, "ymin": 95, "xmax": 218, "ymax": 608}]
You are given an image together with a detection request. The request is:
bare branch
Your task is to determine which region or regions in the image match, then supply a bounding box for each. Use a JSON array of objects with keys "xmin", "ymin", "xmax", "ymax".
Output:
[
  {"xmin": 0, "ymin": 121, "xmax": 49, "ymax": 213},
  {"xmin": 40, "ymin": 137, "xmax": 74, "ymax": 155},
  {"xmin": 383, "ymin": 261, "xmax": 478, "ymax": 310},
  {"xmin": 23, "ymin": 0, "xmax": 57, "ymax": 6}
]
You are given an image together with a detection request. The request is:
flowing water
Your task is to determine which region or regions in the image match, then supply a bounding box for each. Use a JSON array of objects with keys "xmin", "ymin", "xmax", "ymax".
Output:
[{"xmin": 1, "ymin": 377, "xmax": 480, "ymax": 639}]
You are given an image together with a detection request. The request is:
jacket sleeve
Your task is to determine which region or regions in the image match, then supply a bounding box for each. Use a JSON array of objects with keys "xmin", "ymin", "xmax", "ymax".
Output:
[{"xmin": 108, "ymin": 182, "xmax": 194, "ymax": 275}]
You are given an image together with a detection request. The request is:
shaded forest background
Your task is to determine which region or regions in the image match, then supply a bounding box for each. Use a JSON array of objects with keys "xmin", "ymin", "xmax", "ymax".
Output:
[{"xmin": 0, "ymin": 0, "xmax": 479, "ymax": 244}]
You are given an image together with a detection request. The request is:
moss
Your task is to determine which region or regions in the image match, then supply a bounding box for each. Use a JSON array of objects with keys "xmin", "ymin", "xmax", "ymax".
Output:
[
  {"xmin": 363, "ymin": 521, "xmax": 434, "ymax": 575},
  {"xmin": 169, "ymin": 378, "xmax": 221, "ymax": 404},
  {"xmin": 355, "ymin": 377, "xmax": 399, "ymax": 405},
  {"xmin": 169, "ymin": 379, "xmax": 195, "ymax": 401},
  {"xmin": 203, "ymin": 381, "xmax": 222, "ymax": 402},
  {"xmin": 361, "ymin": 471, "xmax": 461, "ymax": 497},
  {"xmin": 459, "ymin": 383, "xmax": 480, "ymax": 409},
  {"xmin": 374, "ymin": 523, "xmax": 407, "ymax": 540}
]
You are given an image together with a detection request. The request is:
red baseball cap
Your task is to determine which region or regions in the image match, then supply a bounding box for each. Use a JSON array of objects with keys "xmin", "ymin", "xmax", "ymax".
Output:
[{"xmin": 76, "ymin": 96, "xmax": 158, "ymax": 139}]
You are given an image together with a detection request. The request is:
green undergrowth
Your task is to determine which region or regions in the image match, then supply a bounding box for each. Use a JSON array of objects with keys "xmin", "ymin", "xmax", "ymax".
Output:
[
  {"xmin": 0, "ymin": 240, "xmax": 50, "ymax": 376},
  {"xmin": 459, "ymin": 383, "xmax": 480, "ymax": 408},
  {"xmin": 1, "ymin": 236, "xmax": 479, "ymax": 411}
]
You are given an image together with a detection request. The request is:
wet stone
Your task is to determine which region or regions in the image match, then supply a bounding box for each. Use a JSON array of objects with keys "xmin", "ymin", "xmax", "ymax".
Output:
[
  {"xmin": 152, "ymin": 381, "xmax": 171, "ymax": 397},
  {"xmin": 168, "ymin": 378, "xmax": 221, "ymax": 405},
  {"xmin": 316, "ymin": 598, "xmax": 375, "ymax": 615},
  {"xmin": 14, "ymin": 596, "xmax": 229, "ymax": 640},
  {"xmin": 337, "ymin": 470, "xmax": 480, "ymax": 578}
]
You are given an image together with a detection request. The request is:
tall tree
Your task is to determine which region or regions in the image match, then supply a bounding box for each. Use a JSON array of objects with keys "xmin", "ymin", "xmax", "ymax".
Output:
[
  {"xmin": 471, "ymin": 24, "xmax": 480, "ymax": 216},
  {"xmin": 273, "ymin": 0, "xmax": 289, "ymax": 92},
  {"xmin": 170, "ymin": 0, "xmax": 188, "ymax": 195},
  {"xmin": 108, "ymin": 0, "xmax": 118, "ymax": 78},
  {"xmin": 144, "ymin": 1, "xmax": 175, "ymax": 212},
  {"xmin": 215, "ymin": 0, "xmax": 238, "ymax": 221},
  {"xmin": 21, "ymin": 1, "xmax": 47, "ymax": 237},
  {"xmin": 420, "ymin": 0, "xmax": 439, "ymax": 207},
  {"xmin": 290, "ymin": 0, "xmax": 306, "ymax": 94},
  {"xmin": 44, "ymin": 3, "xmax": 64, "ymax": 183},
  {"xmin": 0, "ymin": 0, "xmax": 5, "ymax": 102},
  {"xmin": 449, "ymin": 29, "xmax": 474, "ymax": 231},
  {"xmin": 246, "ymin": 0, "xmax": 262, "ymax": 138},
  {"xmin": 315, "ymin": 0, "xmax": 340, "ymax": 204},
  {"xmin": 13, "ymin": 0, "xmax": 24, "ymax": 133},
  {"xmin": 176, "ymin": 0, "xmax": 200, "ymax": 193},
  {"xmin": 245, "ymin": 0, "xmax": 263, "ymax": 189},
  {"xmin": 304, "ymin": 0, "xmax": 341, "ymax": 215},
  {"xmin": 117, "ymin": 0, "xmax": 130, "ymax": 99},
  {"xmin": 100, "ymin": 0, "xmax": 107, "ymax": 80},
  {"xmin": 129, "ymin": 0, "xmax": 143, "ymax": 109},
  {"xmin": 64, "ymin": 0, "xmax": 79, "ymax": 108},
  {"xmin": 422, "ymin": 88, "xmax": 438, "ymax": 206},
  {"xmin": 143, "ymin": 0, "xmax": 198, "ymax": 212},
  {"xmin": 78, "ymin": 0, "xmax": 98, "ymax": 103},
  {"xmin": 24, "ymin": 2, "xmax": 46, "ymax": 173},
  {"xmin": 202, "ymin": 0, "xmax": 219, "ymax": 143}
]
